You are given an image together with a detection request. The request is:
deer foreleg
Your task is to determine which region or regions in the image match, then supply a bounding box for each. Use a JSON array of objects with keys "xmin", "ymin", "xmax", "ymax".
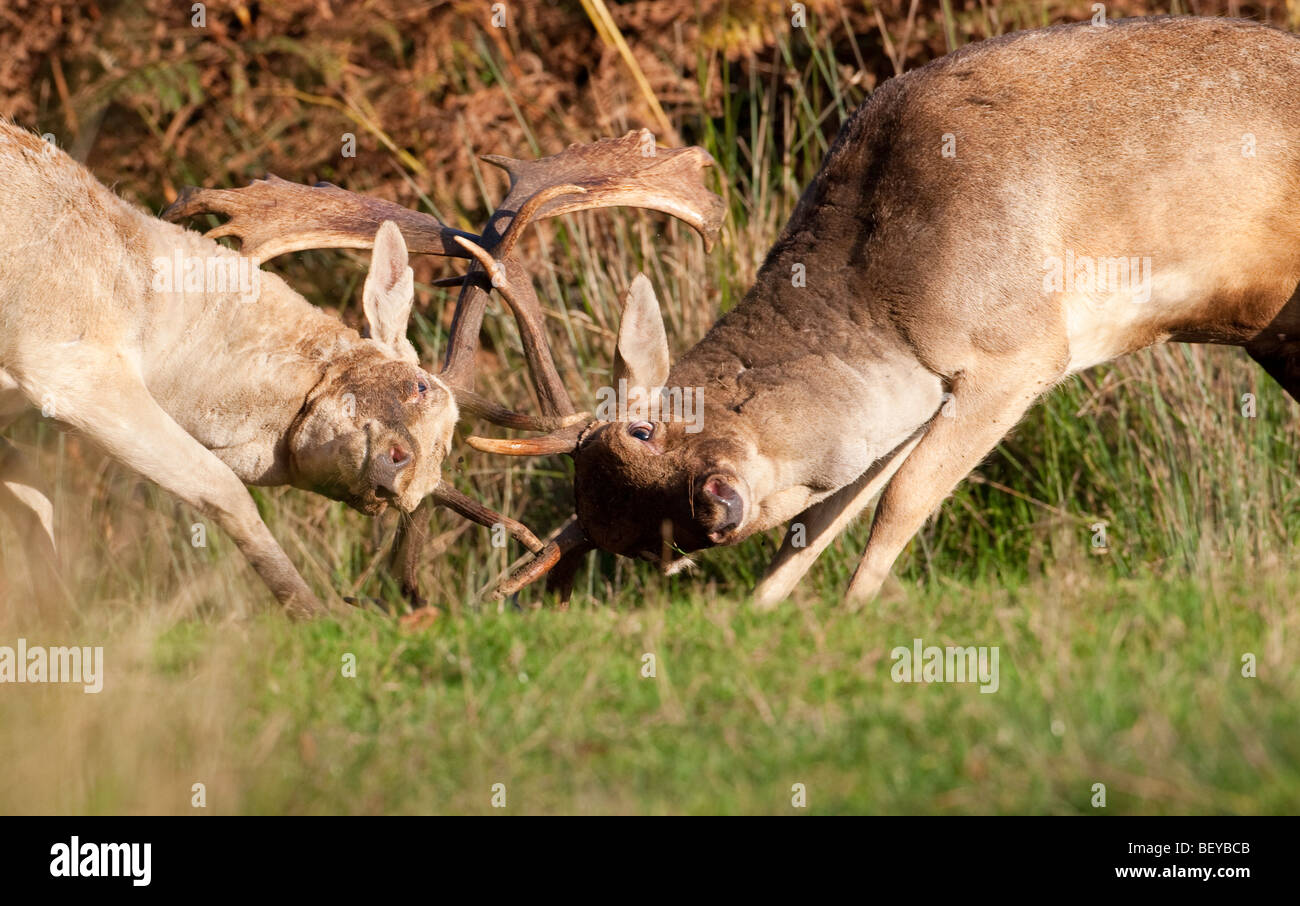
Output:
[
  {"xmin": 847, "ymin": 369, "xmax": 1054, "ymax": 603},
  {"xmin": 752, "ymin": 429, "xmax": 926, "ymax": 609}
]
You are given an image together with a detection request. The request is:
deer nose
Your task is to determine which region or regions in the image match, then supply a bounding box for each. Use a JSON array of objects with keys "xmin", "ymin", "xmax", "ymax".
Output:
[
  {"xmin": 374, "ymin": 444, "xmax": 411, "ymax": 496},
  {"xmin": 703, "ymin": 475, "xmax": 744, "ymax": 541}
]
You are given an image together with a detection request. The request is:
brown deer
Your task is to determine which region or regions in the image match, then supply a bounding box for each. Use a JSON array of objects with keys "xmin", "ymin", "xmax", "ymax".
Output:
[
  {"xmin": 469, "ymin": 16, "xmax": 1300, "ymax": 607},
  {"xmin": 0, "ymin": 122, "xmax": 722, "ymax": 617}
]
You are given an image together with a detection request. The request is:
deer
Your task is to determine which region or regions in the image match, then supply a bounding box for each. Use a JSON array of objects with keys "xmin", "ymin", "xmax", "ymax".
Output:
[
  {"xmin": 0, "ymin": 120, "xmax": 722, "ymax": 618},
  {"xmin": 464, "ymin": 16, "xmax": 1300, "ymax": 608}
]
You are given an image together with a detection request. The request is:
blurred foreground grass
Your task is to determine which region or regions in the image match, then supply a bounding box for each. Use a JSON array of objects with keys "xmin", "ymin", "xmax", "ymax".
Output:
[{"xmin": 1, "ymin": 560, "xmax": 1297, "ymax": 815}]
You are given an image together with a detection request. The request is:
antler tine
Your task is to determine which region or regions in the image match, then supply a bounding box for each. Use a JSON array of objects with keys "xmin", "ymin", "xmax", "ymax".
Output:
[
  {"xmin": 430, "ymin": 484, "xmax": 545, "ymax": 554},
  {"xmin": 162, "ymin": 175, "xmax": 480, "ymax": 263},
  {"xmin": 453, "ymin": 237, "xmax": 576, "ymax": 417},
  {"xmin": 466, "ymin": 424, "xmax": 583, "ymax": 456},
  {"xmin": 494, "ymin": 183, "xmax": 587, "ymax": 261},
  {"xmin": 454, "ymin": 387, "xmax": 588, "ymax": 432},
  {"xmin": 490, "ymin": 519, "xmax": 592, "ymax": 599}
]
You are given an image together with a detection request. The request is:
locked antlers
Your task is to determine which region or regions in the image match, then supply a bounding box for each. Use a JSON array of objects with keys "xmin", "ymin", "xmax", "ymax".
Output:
[
  {"xmin": 162, "ymin": 129, "xmax": 723, "ymax": 419},
  {"xmin": 163, "ymin": 129, "xmax": 725, "ymax": 603}
]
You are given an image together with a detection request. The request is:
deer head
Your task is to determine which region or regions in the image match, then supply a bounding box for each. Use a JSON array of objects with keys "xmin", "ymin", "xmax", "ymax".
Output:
[
  {"xmin": 286, "ymin": 220, "xmax": 457, "ymax": 516},
  {"xmin": 471, "ymin": 276, "xmax": 755, "ymax": 568}
]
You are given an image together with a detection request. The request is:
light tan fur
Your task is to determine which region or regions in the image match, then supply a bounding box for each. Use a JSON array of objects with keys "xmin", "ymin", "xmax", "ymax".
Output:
[{"xmin": 0, "ymin": 122, "xmax": 456, "ymax": 617}]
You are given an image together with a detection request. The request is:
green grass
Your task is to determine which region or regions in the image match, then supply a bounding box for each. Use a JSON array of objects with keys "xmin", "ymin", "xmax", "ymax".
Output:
[
  {"xmin": 3, "ymin": 3, "xmax": 1300, "ymax": 814},
  {"xmin": 2, "ymin": 562, "xmax": 1297, "ymax": 815}
]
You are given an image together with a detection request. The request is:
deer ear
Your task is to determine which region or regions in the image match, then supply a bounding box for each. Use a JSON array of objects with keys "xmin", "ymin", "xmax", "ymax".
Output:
[
  {"xmin": 362, "ymin": 220, "xmax": 417, "ymax": 362},
  {"xmin": 613, "ymin": 273, "xmax": 670, "ymax": 389}
]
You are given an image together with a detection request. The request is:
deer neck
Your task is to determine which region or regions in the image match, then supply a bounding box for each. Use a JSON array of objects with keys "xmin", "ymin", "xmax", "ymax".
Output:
[
  {"xmin": 665, "ymin": 222, "xmax": 943, "ymax": 533},
  {"xmin": 140, "ymin": 220, "xmax": 364, "ymax": 485}
]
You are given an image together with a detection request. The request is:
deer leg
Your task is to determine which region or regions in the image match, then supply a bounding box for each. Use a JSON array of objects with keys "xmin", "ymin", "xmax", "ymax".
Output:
[
  {"xmin": 0, "ymin": 436, "xmax": 71, "ymax": 617},
  {"xmin": 33, "ymin": 367, "xmax": 324, "ymax": 619},
  {"xmin": 1246, "ymin": 346, "xmax": 1300, "ymax": 403},
  {"xmin": 752, "ymin": 429, "xmax": 926, "ymax": 610},
  {"xmin": 846, "ymin": 371, "xmax": 1053, "ymax": 603}
]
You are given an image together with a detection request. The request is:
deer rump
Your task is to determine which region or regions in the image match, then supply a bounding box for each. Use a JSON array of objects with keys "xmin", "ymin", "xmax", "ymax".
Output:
[{"xmin": 473, "ymin": 16, "xmax": 1300, "ymax": 606}]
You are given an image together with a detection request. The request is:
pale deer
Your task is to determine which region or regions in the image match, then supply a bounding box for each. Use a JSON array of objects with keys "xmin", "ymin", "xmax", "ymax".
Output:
[
  {"xmin": 469, "ymin": 16, "xmax": 1300, "ymax": 606},
  {"xmin": 0, "ymin": 122, "xmax": 721, "ymax": 616}
]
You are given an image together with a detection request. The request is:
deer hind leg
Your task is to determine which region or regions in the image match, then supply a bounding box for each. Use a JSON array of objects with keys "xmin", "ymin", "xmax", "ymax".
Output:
[
  {"xmin": 1246, "ymin": 346, "xmax": 1300, "ymax": 403},
  {"xmin": 752, "ymin": 428, "xmax": 927, "ymax": 610},
  {"xmin": 846, "ymin": 368, "xmax": 1055, "ymax": 603},
  {"xmin": 26, "ymin": 362, "xmax": 325, "ymax": 619},
  {"xmin": 0, "ymin": 436, "xmax": 71, "ymax": 619}
]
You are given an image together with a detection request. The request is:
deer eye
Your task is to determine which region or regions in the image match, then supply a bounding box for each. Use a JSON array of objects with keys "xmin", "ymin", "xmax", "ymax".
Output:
[
  {"xmin": 406, "ymin": 379, "xmax": 429, "ymax": 402},
  {"xmin": 628, "ymin": 421, "xmax": 654, "ymax": 442}
]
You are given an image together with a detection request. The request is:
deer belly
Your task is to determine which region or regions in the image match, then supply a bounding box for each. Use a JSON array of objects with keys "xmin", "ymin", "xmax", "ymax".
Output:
[{"xmin": 1059, "ymin": 263, "xmax": 1216, "ymax": 374}]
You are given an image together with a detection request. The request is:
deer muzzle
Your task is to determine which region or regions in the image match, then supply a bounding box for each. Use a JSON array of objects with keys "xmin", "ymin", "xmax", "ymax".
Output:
[
  {"xmin": 701, "ymin": 473, "xmax": 746, "ymax": 544},
  {"xmin": 371, "ymin": 444, "xmax": 411, "ymax": 506}
]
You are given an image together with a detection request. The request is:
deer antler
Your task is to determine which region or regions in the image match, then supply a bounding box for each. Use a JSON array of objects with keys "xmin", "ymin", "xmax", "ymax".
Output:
[
  {"xmin": 489, "ymin": 519, "xmax": 593, "ymax": 600},
  {"xmin": 163, "ymin": 175, "xmax": 480, "ymax": 262},
  {"xmin": 443, "ymin": 130, "xmax": 724, "ymax": 603},
  {"xmin": 442, "ymin": 129, "xmax": 726, "ymax": 417}
]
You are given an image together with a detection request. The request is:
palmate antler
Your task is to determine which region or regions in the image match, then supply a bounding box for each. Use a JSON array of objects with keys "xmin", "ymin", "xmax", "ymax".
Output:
[
  {"xmin": 162, "ymin": 175, "xmax": 482, "ymax": 261},
  {"xmin": 441, "ymin": 131, "xmax": 725, "ymax": 416},
  {"xmin": 445, "ymin": 133, "xmax": 725, "ymax": 603},
  {"xmin": 163, "ymin": 129, "xmax": 725, "ymax": 606}
]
